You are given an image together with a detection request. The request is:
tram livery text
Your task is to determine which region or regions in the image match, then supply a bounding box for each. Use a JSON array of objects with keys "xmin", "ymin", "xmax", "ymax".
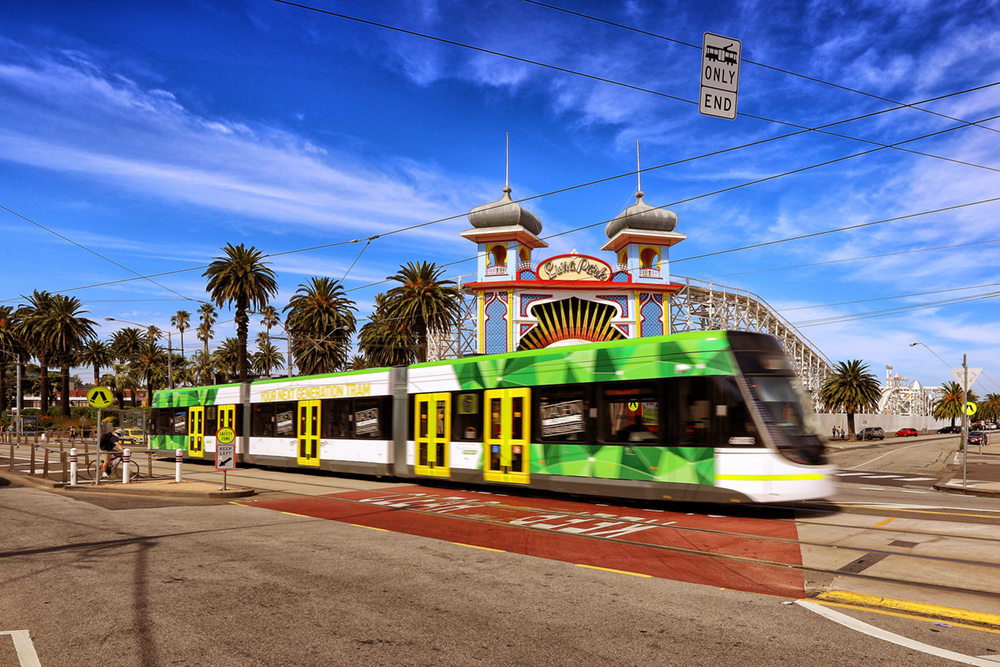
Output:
[{"xmin": 260, "ymin": 383, "xmax": 372, "ymax": 402}]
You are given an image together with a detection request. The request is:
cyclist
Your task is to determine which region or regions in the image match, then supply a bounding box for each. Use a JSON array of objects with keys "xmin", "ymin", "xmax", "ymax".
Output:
[{"xmin": 99, "ymin": 429, "xmax": 124, "ymax": 478}]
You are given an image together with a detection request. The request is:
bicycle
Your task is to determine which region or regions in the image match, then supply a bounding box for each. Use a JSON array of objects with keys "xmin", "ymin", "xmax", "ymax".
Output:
[{"xmin": 87, "ymin": 451, "xmax": 140, "ymax": 482}]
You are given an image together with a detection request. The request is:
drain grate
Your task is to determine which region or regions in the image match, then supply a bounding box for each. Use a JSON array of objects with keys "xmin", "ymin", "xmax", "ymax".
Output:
[
  {"xmin": 837, "ymin": 551, "xmax": 891, "ymax": 574},
  {"xmin": 888, "ymin": 540, "xmax": 919, "ymax": 548}
]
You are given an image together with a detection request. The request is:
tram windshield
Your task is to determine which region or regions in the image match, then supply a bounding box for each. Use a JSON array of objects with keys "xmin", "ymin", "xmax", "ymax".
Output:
[{"xmin": 745, "ymin": 375, "xmax": 825, "ymax": 465}]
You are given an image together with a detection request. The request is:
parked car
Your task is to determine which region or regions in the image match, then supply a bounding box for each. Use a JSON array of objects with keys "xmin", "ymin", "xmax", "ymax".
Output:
[
  {"xmin": 968, "ymin": 431, "xmax": 989, "ymax": 446},
  {"xmin": 937, "ymin": 426, "xmax": 961, "ymax": 434},
  {"xmin": 895, "ymin": 428, "xmax": 919, "ymax": 437},
  {"xmin": 119, "ymin": 428, "xmax": 146, "ymax": 447},
  {"xmin": 859, "ymin": 427, "xmax": 885, "ymax": 441}
]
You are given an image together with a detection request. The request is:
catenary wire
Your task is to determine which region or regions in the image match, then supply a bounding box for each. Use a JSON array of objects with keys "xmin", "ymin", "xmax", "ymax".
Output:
[
  {"xmin": 778, "ymin": 281, "xmax": 1000, "ymax": 312},
  {"xmin": 519, "ymin": 0, "xmax": 1000, "ymax": 136},
  {"xmin": 271, "ymin": 0, "xmax": 1000, "ymax": 177}
]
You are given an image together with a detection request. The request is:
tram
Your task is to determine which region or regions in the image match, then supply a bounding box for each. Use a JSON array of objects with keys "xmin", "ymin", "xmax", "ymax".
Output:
[{"xmin": 149, "ymin": 330, "xmax": 836, "ymax": 503}]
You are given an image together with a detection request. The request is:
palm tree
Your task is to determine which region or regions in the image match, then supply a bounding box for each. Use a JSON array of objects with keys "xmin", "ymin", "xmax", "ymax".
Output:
[
  {"xmin": 380, "ymin": 262, "xmax": 461, "ymax": 363},
  {"xmin": 39, "ymin": 294, "xmax": 96, "ymax": 416},
  {"xmin": 359, "ymin": 294, "xmax": 418, "ymax": 367},
  {"xmin": 981, "ymin": 393, "xmax": 1000, "ymax": 425},
  {"xmin": 283, "ymin": 276, "xmax": 356, "ymax": 375},
  {"xmin": 251, "ymin": 332, "xmax": 284, "ymax": 377},
  {"xmin": 349, "ymin": 354, "xmax": 370, "ymax": 371},
  {"xmin": 15, "ymin": 291, "xmax": 55, "ymax": 415},
  {"xmin": 197, "ymin": 303, "xmax": 217, "ymax": 357},
  {"xmin": 0, "ymin": 305, "xmax": 17, "ymax": 413},
  {"xmin": 77, "ymin": 339, "xmax": 114, "ymax": 388},
  {"xmin": 171, "ymin": 310, "xmax": 191, "ymax": 360},
  {"xmin": 111, "ymin": 327, "xmax": 143, "ymax": 407},
  {"xmin": 189, "ymin": 349, "xmax": 215, "ymax": 387},
  {"xmin": 259, "ymin": 305, "xmax": 281, "ymax": 336},
  {"xmin": 934, "ymin": 381, "xmax": 976, "ymax": 428},
  {"xmin": 820, "ymin": 360, "xmax": 882, "ymax": 440},
  {"xmin": 213, "ymin": 337, "xmax": 241, "ymax": 383},
  {"xmin": 131, "ymin": 337, "xmax": 166, "ymax": 406},
  {"xmin": 203, "ymin": 243, "xmax": 278, "ymax": 382}
]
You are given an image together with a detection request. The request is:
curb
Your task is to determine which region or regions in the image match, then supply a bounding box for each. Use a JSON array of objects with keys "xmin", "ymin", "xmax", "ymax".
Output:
[
  {"xmin": 0, "ymin": 470, "xmax": 255, "ymax": 499},
  {"xmin": 933, "ymin": 483, "xmax": 1000, "ymax": 498},
  {"xmin": 817, "ymin": 591, "xmax": 1000, "ymax": 629}
]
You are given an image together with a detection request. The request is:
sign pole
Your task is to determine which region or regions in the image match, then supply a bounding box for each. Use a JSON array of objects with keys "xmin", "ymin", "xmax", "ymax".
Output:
[
  {"xmin": 95, "ymin": 408, "xmax": 101, "ymax": 486},
  {"xmin": 962, "ymin": 354, "xmax": 968, "ymax": 488}
]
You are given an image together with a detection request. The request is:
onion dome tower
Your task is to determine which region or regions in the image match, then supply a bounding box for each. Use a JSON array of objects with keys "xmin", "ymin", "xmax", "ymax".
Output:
[{"xmin": 600, "ymin": 143, "xmax": 685, "ymax": 284}]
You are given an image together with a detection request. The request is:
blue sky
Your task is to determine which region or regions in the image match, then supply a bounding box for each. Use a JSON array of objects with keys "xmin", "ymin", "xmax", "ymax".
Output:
[{"xmin": 1, "ymin": 0, "xmax": 999, "ymax": 394}]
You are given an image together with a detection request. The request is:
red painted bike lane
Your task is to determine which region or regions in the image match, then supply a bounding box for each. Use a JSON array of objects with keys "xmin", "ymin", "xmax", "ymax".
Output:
[{"xmin": 248, "ymin": 486, "xmax": 806, "ymax": 597}]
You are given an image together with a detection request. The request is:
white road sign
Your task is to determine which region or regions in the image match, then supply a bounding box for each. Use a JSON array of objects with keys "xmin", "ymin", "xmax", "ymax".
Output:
[
  {"xmin": 215, "ymin": 442, "xmax": 236, "ymax": 471},
  {"xmin": 950, "ymin": 367, "xmax": 982, "ymax": 390},
  {"xmin": 700, "ymin": 32, "xmax": 741, "ymax": 120}
]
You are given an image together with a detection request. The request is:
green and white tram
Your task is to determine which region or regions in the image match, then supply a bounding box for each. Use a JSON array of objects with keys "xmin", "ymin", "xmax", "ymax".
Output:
[{"xmin": 149, "ymin": 331, "xmax": 836, "ymax": 503}]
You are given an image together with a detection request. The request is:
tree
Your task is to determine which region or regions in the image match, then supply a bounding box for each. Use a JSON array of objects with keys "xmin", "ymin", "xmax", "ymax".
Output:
[
  {"xmin": 259, "ymin": 305, "xmax": 281, "ymax": 335},
  {"xmin": 820, "ymin": 360, "xmax": 882, "ymax": 441},
  {"xmin": 197, "ymin": 303, "xmax": 217, "ymax": 357},
  {"xmin": 203, "ymin": 243, "xmax": 278, "ymax": 382},
  {"xmin": 189, "ymin": 349, "xmax": 215, "ymax": 387},
  {"xmin": 213, "ymin": 337, "xmax": 241, "ymax": 383},
  {"xmin": 40, "ymin": 295, "xmax": 96, "ymax": 416},
  {"xmin": 16, "ymin": 291, "xmax": 54, "ymax": 415},
  {"xmin": 131, "ymin": 337, "xmax": 166, "ymax": 406},
  {"xmin": 981, "ymin": 393, "xmax": 1000, "ymax": 424},
  {"xmin": 380, "ymin": 262, "xmax": 460, "ymax": 363},
  {"xmin": 251, "ymin": 332, "xmax": 284, "ymax": 377},
  {"xmin": 0, "ymin": 305, "xmax": 17, "ymax": 412},
  {"xmin": 283, "ymin": 277, "xmax": 356, "ymax": 375},
  {"xmin": 171, "ymin": 310, "xmax": 191, "ymax": 360},
  {"xmin": 111, "ymin": 327, "xmax": 144, "ymax": 407},
  {"xmin": 77, "ymin": 339, "xmax": 114, "ymax": 388},
  {"xmin": 358, "ymin": 293, "xmax": 418, "ymax": 367},
  {"xmin": 934, "ymin": 381, "xmax": 970, "ymax": 428},
  {"xmin": 348, "ymin": 355, "xmax": 371, "ymax": 370}
]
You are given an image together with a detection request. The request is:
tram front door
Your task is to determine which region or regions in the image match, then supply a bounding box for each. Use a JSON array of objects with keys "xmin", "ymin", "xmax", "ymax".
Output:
[
  {"xmin": 188, "ymin": 406, "xmax": 204, "ymax": 458},
  {"xmin": 297, "ymin": 400, "xmax": 321, "ymax": 466},
  {"xmin": 217, "ymin": 404, "xmax": 236, "ymax": 433},
  {"xmin": 484, "ymin": 388, "xmax": 530, "ymax": 484},
  {"xmin": 415, "ymin": 393, "xmax": 451, "ymax": 477}
]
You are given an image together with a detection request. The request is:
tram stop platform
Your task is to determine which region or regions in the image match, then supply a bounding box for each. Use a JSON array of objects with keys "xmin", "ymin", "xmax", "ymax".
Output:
[{"xmin": 0, "ymin": 471, "xmax": 255, "ymax": 499}]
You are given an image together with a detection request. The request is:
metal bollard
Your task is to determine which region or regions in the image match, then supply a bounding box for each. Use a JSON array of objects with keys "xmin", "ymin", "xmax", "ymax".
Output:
[
  {"xmin": 122, "ymin": 448, "xmax": 131, "ymax": 484},
  {"xmin": 70, "ymin": 448, "xmax": 78, "ymax": 486},
  {"xmin": 175, "ymin": 449, "xmax": 183, "ymax": 483}
]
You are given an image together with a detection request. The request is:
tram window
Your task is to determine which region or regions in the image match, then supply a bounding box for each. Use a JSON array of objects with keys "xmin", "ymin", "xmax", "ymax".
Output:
[
  {"xmin": 538, "ymin": 387, "xmax": 589, "ymax": 443},
  {"xmin": 490, "ymin": 397, "xmax": 503, "ymax": 439},
  {"xmin": 204, "ymin": 406, "xmax": 218, "ymax": 437},
  {"xmin": 151, "ymin": 409, "xmax": 169, "ymax": 435},
  {"xmin": 714, "ymin": 377, "xmax": 757, "ymax": 447},
  {"xmin": 672, "ymin": 377, "xmax": 712, "ymax": 447},
  {"xmin": 322, "ymin": 400, "xmax": 351, "ymax": 439},
  {"xmin": 354, "ymin": 397, "xmax": 390, "ymax": 439},
  {"xmin": 453, "ymin": 391, "xmax": 483, "ymax": 441},
  {"xmin": 252, "ymin": 404, "xmax": 276, "ymax": 437},
  {"xmin": 274, "ymin": 402, "xmax": 296, "ymax": 437},
  {"xmin": 171, "ymin": 410, "xmax": 187, "ymax": 435},
  {"xmin": 601, "ymin": 384, "xmax": 660, "ymax": 444},
  {"xmin": 511, "ymin": 397, "xmax": 524, "ymax": 440}
]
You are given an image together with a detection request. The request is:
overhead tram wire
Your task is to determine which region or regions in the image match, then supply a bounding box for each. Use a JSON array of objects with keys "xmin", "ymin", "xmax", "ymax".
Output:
[
  {"xmin": 792, "ymin": 290, "xmax": 1000, "ymax": 328},
  {"xmin": 703, "ymin": 238, "xmax": 1000, "ymax": 279},
  {"xmin": 519, "ymin": 0, "xmax": 1000, "ymax": 136},
  {"xmin": 0, "ymin": 203, "xmax": 203, "ymax": 304},
  {"xmin": 269, "ymin": 0, "xmax": 1000, "ymax": 178},
  {"xmin": 778, "ymin": 281, "xmax": 1000, "ymax": 312}
]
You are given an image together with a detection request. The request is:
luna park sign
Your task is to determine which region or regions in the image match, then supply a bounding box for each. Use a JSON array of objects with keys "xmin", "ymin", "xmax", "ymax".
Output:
[{"xmin": 537, "ymin": 254, "xmax": 611, "ymax": 282}]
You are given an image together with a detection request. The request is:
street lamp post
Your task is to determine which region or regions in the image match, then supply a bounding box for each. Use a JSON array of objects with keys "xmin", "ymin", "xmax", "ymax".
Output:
[
  {"xmin": 105, "ymin": 318, "xmax": 175, "ymax": 390},
  {"xmin": 911, "ymin": 341, "xmax": 969, "ymax": 487}
]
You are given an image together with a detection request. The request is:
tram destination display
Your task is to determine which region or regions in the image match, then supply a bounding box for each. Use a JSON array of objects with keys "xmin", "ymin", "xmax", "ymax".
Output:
[{"xmin": 540, "ymin": 400, "xmax": 585, "ymax": 437}]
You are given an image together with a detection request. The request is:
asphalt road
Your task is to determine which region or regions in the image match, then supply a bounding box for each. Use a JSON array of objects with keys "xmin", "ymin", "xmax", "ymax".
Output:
[{"xmin": 3, "ymin": 475, "xmax": 1000, "ymax": 666}]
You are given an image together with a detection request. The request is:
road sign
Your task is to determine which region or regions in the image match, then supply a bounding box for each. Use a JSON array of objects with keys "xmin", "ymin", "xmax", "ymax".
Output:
[
  {"xmin": 216, "ymin": 427, "xmax": 236, "ymax": 445},
  {"xmin": 215, "ymin": 442, "xmax": 236, "ymax": 471},
  {"xmin": 965, "ymin": 402, "xmax": 978, "ymax": 416},
  {"xmin": 700, "ymin": 32, "xmax": 741, "ymax": 120},
  {"xmin": 951, "ymin": 367, "xmax": 982, "ymax": 389},
  {"xmin": 86, "ymin": 387, "xmax": 113, "ymax": 409}
]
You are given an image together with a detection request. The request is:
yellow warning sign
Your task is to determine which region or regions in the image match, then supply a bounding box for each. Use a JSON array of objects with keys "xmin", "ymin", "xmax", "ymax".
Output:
[
  {"xmin": 216, "ymin": 427, "xmax": 236, "ymax": 444},
  {"xmin": 965, "ymin": 402, "xmax": 978, "ymax": 416},
  {"xmin": 87, "ymin": 387, "xmax": 113, "ymax": 409}
]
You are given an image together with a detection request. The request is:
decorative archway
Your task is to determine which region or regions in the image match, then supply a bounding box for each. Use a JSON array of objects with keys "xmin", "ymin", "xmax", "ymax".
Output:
[{"xmin": 517, "ymin": 297, "xmax": 624, "ymax": 350}]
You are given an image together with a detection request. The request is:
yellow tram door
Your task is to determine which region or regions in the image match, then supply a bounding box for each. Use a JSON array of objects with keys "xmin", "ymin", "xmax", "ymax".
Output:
[
  {"xmin": 483, "ymin": 388, "xmax": 530, "ymax": 484},
  {"xmin": 188, "ymin": 406, "xmax": 204, "ymax": 458},
  {"xmin": 414, "ymin": 393, "xmax": 451, "ymax": 477},
  {"xmin": 297, "ymin": 400, "xmax": 321, "ymax": 467},
  {"xmin": 217, "ymin": 404, "xmax": 236, "ymax": 432}
]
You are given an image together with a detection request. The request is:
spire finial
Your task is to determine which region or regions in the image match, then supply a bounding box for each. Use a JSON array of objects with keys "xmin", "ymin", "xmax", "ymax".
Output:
[
  {"xmin": 636, "ymin": 140, "xmax": 642, "ymax": 196},
  {"xmin": 505, "ymin": 132, "xmax": 510, "ymax": 193}
]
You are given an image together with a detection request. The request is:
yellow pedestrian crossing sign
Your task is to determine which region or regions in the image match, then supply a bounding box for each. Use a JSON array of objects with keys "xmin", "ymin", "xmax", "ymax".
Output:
[
  {"xmin": 87, "ymin": 387, "xmax": 113, "ymax": 408},
  {"xmin": 965, "ymin": 402, "xmax": 978, "ymax": 416}
]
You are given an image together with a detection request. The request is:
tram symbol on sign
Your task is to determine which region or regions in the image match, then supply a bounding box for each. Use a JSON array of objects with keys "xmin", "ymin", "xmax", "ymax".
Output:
[{"xmin": 87, "ymin": 387, "xmax": 113, "ymax": 409}]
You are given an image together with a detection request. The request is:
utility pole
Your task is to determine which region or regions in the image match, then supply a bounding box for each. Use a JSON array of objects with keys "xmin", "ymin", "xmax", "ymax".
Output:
[
  {"xmin": 16, "ymin": 353, "xmax": 22, "ymax": 442},
  {"xmin": 167, "ymin": 331, "xmax": 174, "ymax": 389},
  {"xmin": 962, "ymin": 353, "xmax": 968, "ymax": 488}
]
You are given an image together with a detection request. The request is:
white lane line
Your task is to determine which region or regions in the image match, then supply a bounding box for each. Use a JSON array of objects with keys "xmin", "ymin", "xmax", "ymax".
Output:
[
  {"xmin": 0, "ymin": 630, "xmax": 42, "ymax": 667},
  {"xmin": 837, "ymin": 472, "xmax": 871, "ymax": 477},
  {"xmin": 897, "ymin": 477, "xmax": 937, "ymax": 482},
  {"xmin": 796, "ymin": 601, "xmax": 999, "ymax": 666},
  {"xmin": 861, "ymin": 475, "xmax": 903, "ymax": 479},
  {"xmin": 844, "ymin": 441, "xmax": 932, "ymax": 470}
]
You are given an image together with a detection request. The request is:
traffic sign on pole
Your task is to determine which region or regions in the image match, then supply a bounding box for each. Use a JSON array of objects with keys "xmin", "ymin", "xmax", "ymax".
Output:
[
  {"xmin": 965, "ymin": 402, "xmax": 978, "ymax": 416},
  {"xmin": 699, "ymin": 32, "xmax": 741, "ymax": 120},
  {"xmin": 951, "ymin": 367, "xmax": 982, "ymax": 389},
  {"xmin": 86, "ymin": 387, "xmax": 114, "ymax": 409}
]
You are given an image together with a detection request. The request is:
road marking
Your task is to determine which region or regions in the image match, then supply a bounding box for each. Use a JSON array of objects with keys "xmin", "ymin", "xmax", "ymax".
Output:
[
  {"xmin": 350, "ymin": 524, "xmax": 388, "ymax": 532},
  {"xmin": 829, "ymin": 503, "xmax": 1000, "ymax": 518},
  {"xmin": 862, "ymin": 475, "xmax": 903, "ymax": 479},
  {"xmin": 279, "ymin": 511, "xmax": 310, "ymax": 518},
  {"xmin": 0, "ymin": 631, "xmax": 42, "ymax": 667},
  {"xmin": 844, "ymin": 441, "xmax": 931, "ymax": 470},
  {"xmin": 453, "ymin": 542, "xmax": 505, "ymax": 552},
  {"xmin": 897, "ymin": 477, "xmax": 937, "ymax": 481},
  {"xmin": 812, "ymin": 602, "xmax": 1000, "ymax": 636},
  {"xmin": 576, "ymin": 564, "xmax": 651, "ymax": 578},
  {"xmin": 870, "ymin": 517, "xmax": 896, "ymax": 529},
  {"xmin": 797, "ymin": 601, "xmax": 1000, "ymax": 665}
]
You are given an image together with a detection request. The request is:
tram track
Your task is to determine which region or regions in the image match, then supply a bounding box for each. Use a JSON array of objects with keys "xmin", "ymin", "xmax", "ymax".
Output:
[{"xmin": 224, "ymin": 482, "xmax": 1000, "ymax": 604}]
